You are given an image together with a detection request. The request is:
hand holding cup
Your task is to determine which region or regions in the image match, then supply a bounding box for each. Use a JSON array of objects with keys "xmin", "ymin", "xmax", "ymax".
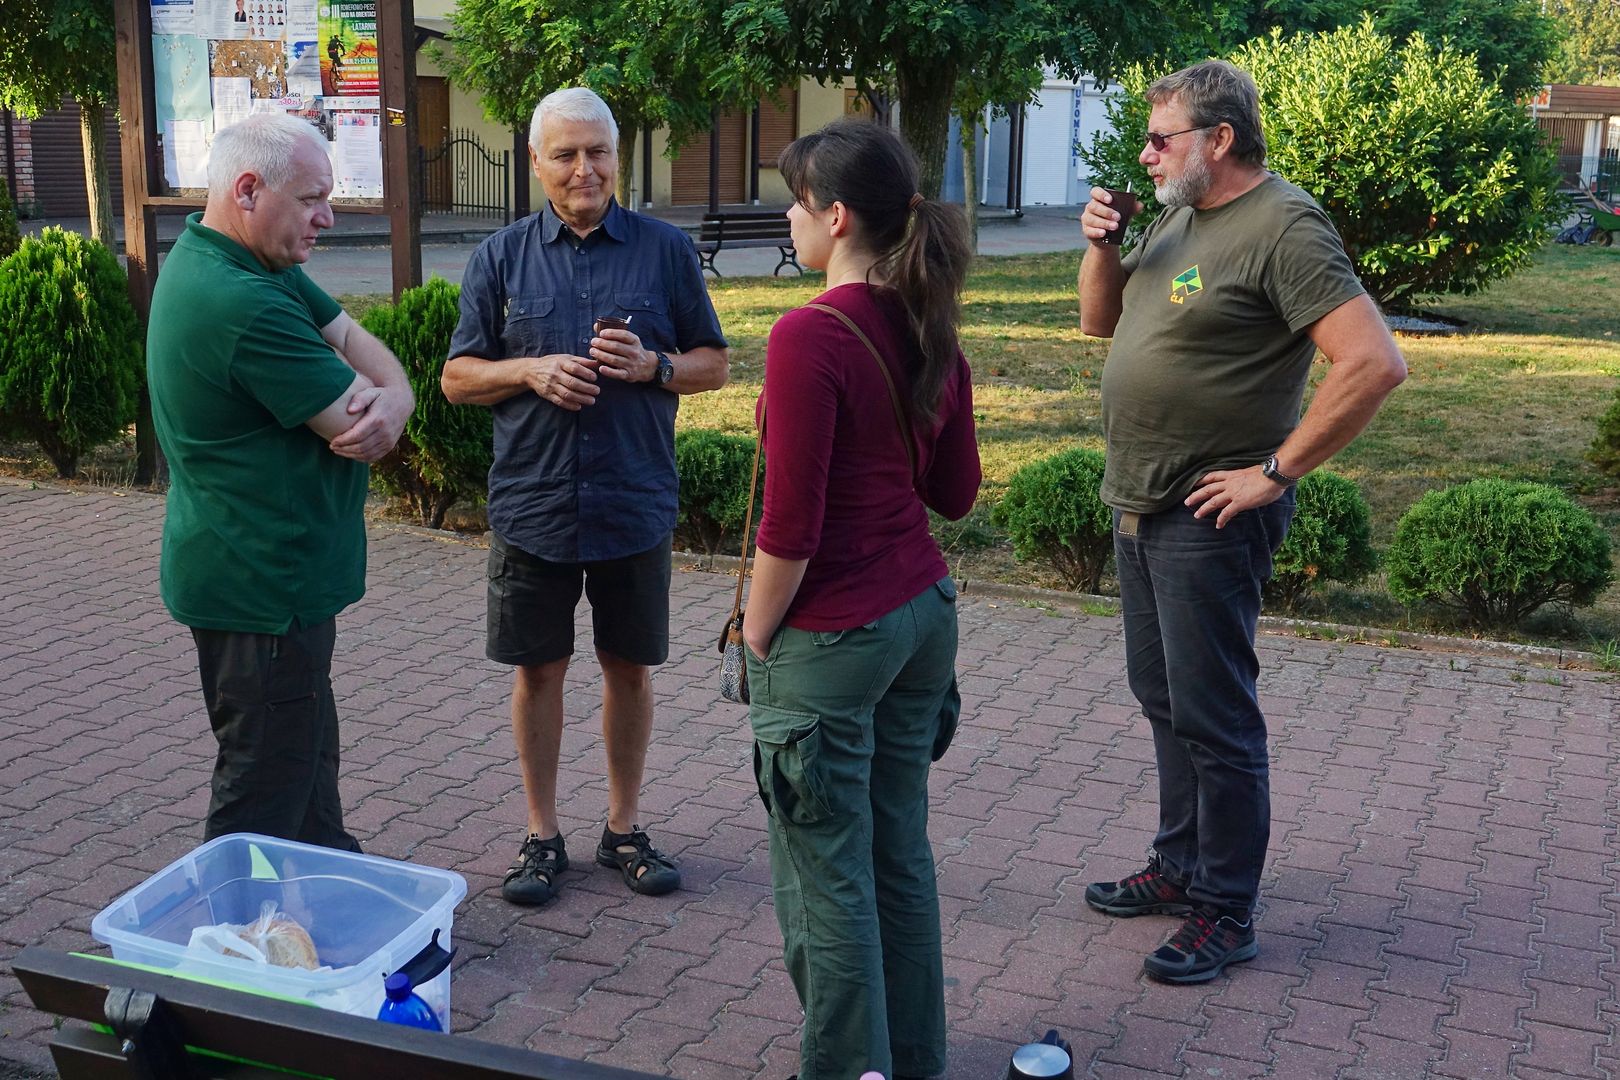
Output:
[{"xmin": 1083, "ymin": 186, "xmax": 1140, "ymax": 247}]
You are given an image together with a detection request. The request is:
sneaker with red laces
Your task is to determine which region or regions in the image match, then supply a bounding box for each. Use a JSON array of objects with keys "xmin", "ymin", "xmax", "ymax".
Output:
[
  {"xmin": 1084, "ymin": 855, "xmax": 1194, "ymax": 917},
  {"xmin": 1142, "ymin": 907, "xmax": 1258, "ymax": 984}
]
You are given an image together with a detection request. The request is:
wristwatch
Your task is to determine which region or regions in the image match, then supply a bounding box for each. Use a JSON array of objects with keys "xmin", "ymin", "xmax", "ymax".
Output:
[
  {"xmin": 1261, "ymin": 454, "xmax": 1301, "ymax": 486},
  {"xmin": 654, "ymin": 351, "xmax": 674, "ymax": 385}
]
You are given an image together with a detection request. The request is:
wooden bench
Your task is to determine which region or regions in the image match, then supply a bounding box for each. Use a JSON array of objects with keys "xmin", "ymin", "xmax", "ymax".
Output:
[
  {"xmin": 13, "ymin": 946, "xmax": 662, "ymax": 1080},
  {"xmin": 694, "ymin": 209, "xmax": 802, "ymax": 277}
]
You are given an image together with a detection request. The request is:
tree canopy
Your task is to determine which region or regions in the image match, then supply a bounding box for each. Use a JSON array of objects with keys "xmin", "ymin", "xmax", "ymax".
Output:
[
  {"xmin": 440, "ymin": 0, "xmax": 766, "ymax": 203},
  {"xmin": 1174, "ymin": 0, "xmax": 1562, "ymax": 99},
  {"xmin": 719, "ymin": 0, "xmax": 1192, "ymax": 198},
  {"xmin": 1545, "ymin": 0, "xmax": 1620, "ymax": 85}
]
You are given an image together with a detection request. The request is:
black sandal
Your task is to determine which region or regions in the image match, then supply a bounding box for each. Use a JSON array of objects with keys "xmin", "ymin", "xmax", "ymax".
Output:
[
  {"xmin": 595, "ymin": 825, "xmax": 681, "ymax": 896},
  {"xmin": 502, "ymin": 833, "xmax": 568, "ymax": 905}
]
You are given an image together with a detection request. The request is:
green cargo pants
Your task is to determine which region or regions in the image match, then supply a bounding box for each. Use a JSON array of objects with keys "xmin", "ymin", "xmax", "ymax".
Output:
[{"xmin": 745, "ymin": 577, "xmax": 963, "ymax": 1080}]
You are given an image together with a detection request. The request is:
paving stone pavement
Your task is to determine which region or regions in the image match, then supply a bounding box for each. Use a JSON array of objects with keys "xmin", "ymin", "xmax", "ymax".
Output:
[{"xmin": 2, "ymin": 477, "xmax": 1618, "ymax": 1079}]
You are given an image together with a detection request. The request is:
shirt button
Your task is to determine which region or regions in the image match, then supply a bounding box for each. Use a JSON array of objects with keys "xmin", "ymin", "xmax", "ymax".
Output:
[
  {"xmin": 580, "ymin": 292, "xmax": 588, "ymax": 299},
  {"xmin": 582, "ymin": 434, "xmax": 591, "ymax": 441}
]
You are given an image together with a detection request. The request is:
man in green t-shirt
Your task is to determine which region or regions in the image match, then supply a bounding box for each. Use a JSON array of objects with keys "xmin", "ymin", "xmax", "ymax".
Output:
[
  {"xmin": 1076, "ymin": 61, "xmax": 1407, "ymax": 984},
  {"xmin": 148, "ymin": 113, "xmax": 413, "ymax": 851}
]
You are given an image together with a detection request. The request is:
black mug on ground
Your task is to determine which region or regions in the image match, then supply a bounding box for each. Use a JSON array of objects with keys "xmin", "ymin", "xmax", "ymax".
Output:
[{"xmin": 1008, "ymin": 1029, "xmax": 1074, "ymax": 1079}]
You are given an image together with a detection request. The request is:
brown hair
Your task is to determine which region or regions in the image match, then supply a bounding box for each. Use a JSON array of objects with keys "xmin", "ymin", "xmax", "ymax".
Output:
[
  {"xmin": 1147, "ymin": 60, "xmax": 1267, "ymax": 166},
  {"xmin": 778, "ymin": 119, "xmax": 972, "ymax": 428}
]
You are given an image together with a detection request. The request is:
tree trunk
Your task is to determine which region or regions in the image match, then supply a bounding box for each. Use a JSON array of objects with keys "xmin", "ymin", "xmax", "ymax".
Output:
[
  {"xmin": 80, "ymin": 100, "xmax": 116, "ymax": 249},
  {"xmin": 616, "ymin": 120, "xmax": 638, "ymax": 209},
  {"xmin": 958, "ymin": 110, "xmax": 979, "ymax": 253},
  {"xmin": 896, "ymin": 64, "xmax": 958, "ymax": 199}
]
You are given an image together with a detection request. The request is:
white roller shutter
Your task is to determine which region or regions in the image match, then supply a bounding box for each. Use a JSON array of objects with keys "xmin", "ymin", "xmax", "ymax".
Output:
[{"xmin": 1022, "ymin": 87, "xmax": 1072, "ymax": 206}]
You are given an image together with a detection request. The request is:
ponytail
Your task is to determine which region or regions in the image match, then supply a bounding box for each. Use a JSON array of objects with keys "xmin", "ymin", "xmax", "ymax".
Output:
[
  {"xmin": 876, "ymin": 196, "xmax": 972, "ymax": 429},
  {"xmin": 779, "ymin": 119, "xmax": 973, "ymax": 428}
]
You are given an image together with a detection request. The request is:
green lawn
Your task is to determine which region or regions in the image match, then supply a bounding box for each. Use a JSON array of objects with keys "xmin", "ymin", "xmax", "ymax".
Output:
[{"xmin": 672, "ymin": 244, "xmax": 1620, "ymax": 647}]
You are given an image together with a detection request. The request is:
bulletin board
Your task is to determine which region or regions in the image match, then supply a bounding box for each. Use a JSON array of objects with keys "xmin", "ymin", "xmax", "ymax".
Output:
[{"xmin": 148, "ymin": 0, "xmax": 383, "ymax": 202}]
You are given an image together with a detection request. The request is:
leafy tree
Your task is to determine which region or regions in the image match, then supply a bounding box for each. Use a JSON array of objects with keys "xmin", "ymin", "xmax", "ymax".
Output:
[
  {"xmin": 721, "ymin": 0, "xmax": 1191, "ymax": 199},
  {"xmin": 1174, "ymin": 0, "xmax": 1561, "ymax": 99},
  {"xmin": 1081, "ymin": 20, "xmax": 1563, "ymax": 306},
  {"xmin": 440, "ymin": 0, "xmax": 763, "ymax": 207},
  {"xmin": 1545, "ymin": 0, "xmax": 1620, "ymax": 85},
  {"xmin": 0, "ymin": 1, "xmax": 117, "ymax": 247}
]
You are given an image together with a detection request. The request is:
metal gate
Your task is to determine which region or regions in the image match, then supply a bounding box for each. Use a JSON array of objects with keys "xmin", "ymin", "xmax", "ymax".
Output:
[{"xmin": 418, "ymin": 129, "xmax": 510, "ymax": 221}]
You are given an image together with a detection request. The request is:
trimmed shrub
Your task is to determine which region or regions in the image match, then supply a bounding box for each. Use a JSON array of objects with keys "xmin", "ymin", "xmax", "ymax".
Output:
[
  {"xmin": 991, "ymin": 447, "xmax": 1112, "ymax": 592},
  {"xmin": 1385, "ymin": 479, "xmax": 1613, "ymax": 631},
  {"xmin": 1080, "ymin": 19, "xmax": 1563, "ymax": 306},
  {"xmin": 359, "ymin": 277, "xmax": 492, "ymax": 528},
  {"xmin": 675, "ymin": 428, "xmax": 760, "ymax": 556},
  {"xmin": 1588, "ymin": 389, "xmax": 1620, "ymax": 480},
  {"xmin": 1265, "ymin": 470, "xmax": 1379, "ymax": 611},
  {"xmin": 0, "ymin": 228, "xmax": 142, "ymax": 478},
  {"xmin": 0, "ymin": 183, "xmax": 19, "ymax": 260}
]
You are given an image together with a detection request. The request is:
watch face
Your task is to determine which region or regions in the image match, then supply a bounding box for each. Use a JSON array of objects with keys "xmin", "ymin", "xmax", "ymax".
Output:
[{"xmin": 657, "ymin": 356, "xmax": 674, "ymax": 384}]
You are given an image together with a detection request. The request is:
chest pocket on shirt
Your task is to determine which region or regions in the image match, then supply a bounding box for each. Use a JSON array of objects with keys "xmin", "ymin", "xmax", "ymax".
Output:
[
  {"xmin": 502, "ymin": 295, "xmax": 558, "ymax": 357},
  {"xmin": 617, "ymin": 294, "xmax": 675, "ymax": 352}
]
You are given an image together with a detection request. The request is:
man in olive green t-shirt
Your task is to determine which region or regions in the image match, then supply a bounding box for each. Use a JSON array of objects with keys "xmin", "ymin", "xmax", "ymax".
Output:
[
  {"xmin": 148, "ymin": 113, "xmax": 413, "ymax": 850},
  {"xmin": 1076, "ymin": 61, "xmax": 1406, "ymax": 984}
]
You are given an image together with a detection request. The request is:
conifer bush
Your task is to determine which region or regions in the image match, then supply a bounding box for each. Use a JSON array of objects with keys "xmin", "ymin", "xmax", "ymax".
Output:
[
  {"xmin": 991, "ymin": 448, "xmax": 1113, "ymax": 592},
  {"xmin": 675, "ymin": 429, "xmax": 759, "ymax": 556},
  {"xmin": 1588, "ymin": 390, "xmax": 1620, "ymax": 480},
  {"xmin": 0, "ymin": 228, "xmax": 142, "ymax": 478},
  {"xmin": 359, "ymin": 277, "xmax": 492, "ymax": 527},
  {"xmin": 1385, "ymin": 479, "xmax": 1613, "ymax": 632},
  {"xmin": 1266, "ymin": 470, "xmax": 1379, "ymax": 611}
]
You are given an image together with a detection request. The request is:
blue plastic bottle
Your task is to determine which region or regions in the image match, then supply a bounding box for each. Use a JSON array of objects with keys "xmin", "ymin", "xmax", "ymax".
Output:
[{"xmin": 377, "ymin": 971, "xmax": 440, "ymax": 1030}]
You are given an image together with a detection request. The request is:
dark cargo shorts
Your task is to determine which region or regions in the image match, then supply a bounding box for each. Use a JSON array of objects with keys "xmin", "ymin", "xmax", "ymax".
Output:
[{"xmin": 485, "ymin": 533, "xmax": 672, "ymax": 668}]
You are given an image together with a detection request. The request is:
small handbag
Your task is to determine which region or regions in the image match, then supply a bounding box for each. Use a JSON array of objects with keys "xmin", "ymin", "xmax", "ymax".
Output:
[
  {"xmin": 718, "ymin": 303, "xmax": 917, "ymax": 704},
  {"xmin": 718, "ymin": 411, "xmax": 765, "ymax": 704}
]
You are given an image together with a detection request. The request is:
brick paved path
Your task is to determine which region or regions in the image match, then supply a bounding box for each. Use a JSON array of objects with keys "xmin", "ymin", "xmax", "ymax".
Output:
[{"xmin": 2, "ymin": 478, "xmax": 1617, "ymax": 1079}]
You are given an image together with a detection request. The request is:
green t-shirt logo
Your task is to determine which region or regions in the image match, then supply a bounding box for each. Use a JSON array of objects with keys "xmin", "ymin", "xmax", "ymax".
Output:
[{"xmin": 1170, "ymin": 265, "xmax": 1203, "ymax": 304}]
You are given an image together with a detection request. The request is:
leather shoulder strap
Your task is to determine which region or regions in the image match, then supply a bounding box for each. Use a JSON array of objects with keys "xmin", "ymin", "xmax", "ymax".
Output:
[{"xmin": 805, "ymin": 302, "xmax": 918, "ymax": 481}]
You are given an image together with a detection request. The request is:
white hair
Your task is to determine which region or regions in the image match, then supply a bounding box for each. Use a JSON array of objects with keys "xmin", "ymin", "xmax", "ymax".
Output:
[
  {"xmin": 207, "ymin": 112, "xmax": 327, "ymax": 193},
  {"xmin": 529, "ymin": 87, "xmax": 618, "ymax": 152}
]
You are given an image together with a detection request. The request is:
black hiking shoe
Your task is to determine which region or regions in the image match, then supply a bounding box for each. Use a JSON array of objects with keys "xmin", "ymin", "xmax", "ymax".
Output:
[
  {"xmin": 502, "ymin": 832, "xmax": 568, "ymax": 905},
  {"xmin": 1084, "ymin": 854, "xmax": 1195, "ymax": 917},
  {"xmin": 1142, "ymin": 907, "xmax": 1258, "ymax": 984}
]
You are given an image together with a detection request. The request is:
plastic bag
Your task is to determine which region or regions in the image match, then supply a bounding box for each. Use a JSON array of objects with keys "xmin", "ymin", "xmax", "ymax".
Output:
[{"xmin": 185, "ymin": 900, "xmax": 322, "ymax": 970}]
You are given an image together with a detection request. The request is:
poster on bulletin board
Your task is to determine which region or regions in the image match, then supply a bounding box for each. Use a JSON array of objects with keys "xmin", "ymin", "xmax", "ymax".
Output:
[{"xmin": 150, "ymin": 0, "xmax": 382, "ymax": 202}]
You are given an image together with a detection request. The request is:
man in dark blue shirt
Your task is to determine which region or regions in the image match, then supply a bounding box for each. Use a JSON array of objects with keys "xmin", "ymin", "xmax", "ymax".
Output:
[{"xmin": 444, "ymin": 87, "xmax": 728, "ymax": 907}]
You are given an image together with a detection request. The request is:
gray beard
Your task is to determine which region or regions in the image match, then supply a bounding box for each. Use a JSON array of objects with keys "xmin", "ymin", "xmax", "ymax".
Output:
[{"xmin": 1155, "ymin": 147, "xmax": 1214, "ymax": 209}]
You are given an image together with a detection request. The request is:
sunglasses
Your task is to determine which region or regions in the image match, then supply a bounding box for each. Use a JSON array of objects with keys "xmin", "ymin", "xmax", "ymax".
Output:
[{"xmin": 1144, "ymin": 125, "xmax": 1213, "ymax": 152}]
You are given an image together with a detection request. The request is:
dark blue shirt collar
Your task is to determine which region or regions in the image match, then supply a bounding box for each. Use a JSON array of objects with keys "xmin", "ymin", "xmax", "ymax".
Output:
[{"xmin": 539, "ymin": 197, "xmax": 629, "ymax": 245}]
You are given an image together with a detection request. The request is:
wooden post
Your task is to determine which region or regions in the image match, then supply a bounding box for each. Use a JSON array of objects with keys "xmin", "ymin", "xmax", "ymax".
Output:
[
  {"xmin": 641, "ymin": 124, "xmax": 653, "ymax": 208},
  {"xmin": 513, "ymin": 127, "xmax": 531, "ymax": 218},
  {"xmin": 707, "ymin": 107, "xmax": 720, "ymax": 214},
  {"xmin": 378, "ymin": 0, "xmax": 421, "ymax": 300},
  {"xmin": 112, "ymin": 0, "xmax": 164, "ymax": 486},
  {"xmin": 749, "ymin": 104, "xmax": 760, "ymax": 204}
]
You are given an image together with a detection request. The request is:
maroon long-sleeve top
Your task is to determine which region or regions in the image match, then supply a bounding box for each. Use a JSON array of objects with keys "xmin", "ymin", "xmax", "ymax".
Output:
[{"xmin": 754, "ymin": 283, "xmax": 982, "ymax": 631}]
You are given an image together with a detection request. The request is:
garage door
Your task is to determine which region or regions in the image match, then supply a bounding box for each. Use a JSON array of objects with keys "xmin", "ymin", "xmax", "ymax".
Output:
[
  {"xmin": 33, "ymin": 99, "xmax": 125, "ymax": 218},
  {"xmin": 1022, "ymin": 87, "xmax": 1072, "ymax": 206}
]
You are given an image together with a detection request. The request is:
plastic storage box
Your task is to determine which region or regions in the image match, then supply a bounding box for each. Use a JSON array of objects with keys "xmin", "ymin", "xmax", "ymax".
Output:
[{"xmin": 91, "ymin": 833, "xmax": 467, "ymax": 1030}]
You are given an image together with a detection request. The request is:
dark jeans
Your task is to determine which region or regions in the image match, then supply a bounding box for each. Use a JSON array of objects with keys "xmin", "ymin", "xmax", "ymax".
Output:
[
  {"xmin": 191, "ymin": 618, "xmax": 360, "ymax": 852},
  {"xmin": 1114, "ymin": 494, "xmax": 1294, "ymax": 916}
]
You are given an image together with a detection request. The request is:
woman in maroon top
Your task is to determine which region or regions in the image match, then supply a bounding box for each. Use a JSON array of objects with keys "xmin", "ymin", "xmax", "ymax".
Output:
[{"xmin": 742, "ymin": 118, "xmax": 981, "ymax": 1080}]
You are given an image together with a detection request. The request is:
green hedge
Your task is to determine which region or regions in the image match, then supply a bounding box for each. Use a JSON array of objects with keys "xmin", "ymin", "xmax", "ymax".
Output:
[
  {"xmin": 1266, "ymin": 470, "xmax": 1379, "ymax": 611},
  {"xmin": 359, "ymin": 277, "xmax": 492, "ymax": 527},
  {"xmin": 0, "ymin": 228, "xmax": 142, "ymax": 478},
  {"xmin": 675, "ymin": 428, "xmax": 760, "ymax": 556},
  {"xmin": 0, "ymin": 183, "xmax": 19, "ymax": 261},
  {"xmin": 1385, "ymin": 478, "xmax": 1613, "ymax": 631},
  {"xmin": 991, "ymin": 447, "xmax": 1112, "ymax": 592}
]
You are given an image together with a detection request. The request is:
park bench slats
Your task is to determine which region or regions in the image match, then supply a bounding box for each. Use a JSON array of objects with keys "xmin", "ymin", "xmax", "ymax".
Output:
[
  {"xmin": 15, "ymin": 946, "xmax": 663, "ymax": 1080},
  {"xmin": 692, "ymin": 208, "xmax": 802, "ymax": 277}
]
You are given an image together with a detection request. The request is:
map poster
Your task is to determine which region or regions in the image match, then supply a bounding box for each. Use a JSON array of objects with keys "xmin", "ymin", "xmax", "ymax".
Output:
[{"xmin": 319, "ymin": 2, "xmax": 378, "ymax": 97}]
